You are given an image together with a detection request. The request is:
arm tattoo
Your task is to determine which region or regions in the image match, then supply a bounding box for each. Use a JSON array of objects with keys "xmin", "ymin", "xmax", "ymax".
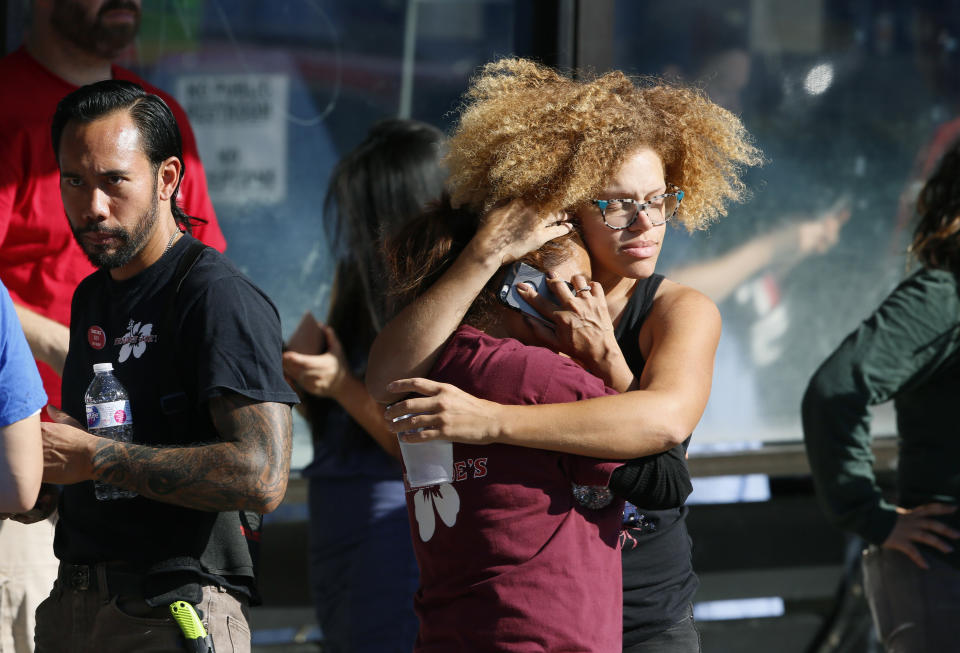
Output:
[{"xmin": 91, "ymin": 394, "xmax": 292, "ymax": 513}]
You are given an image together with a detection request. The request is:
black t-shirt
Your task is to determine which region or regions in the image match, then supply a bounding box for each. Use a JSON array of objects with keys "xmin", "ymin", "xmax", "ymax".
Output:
[
  {"xmin": 615, "ymin": 274, "xmax": 700, "ymax": 644},
  {"xmin": 57, "ymin": 234, "xmax": 298, "ymax": 599}
]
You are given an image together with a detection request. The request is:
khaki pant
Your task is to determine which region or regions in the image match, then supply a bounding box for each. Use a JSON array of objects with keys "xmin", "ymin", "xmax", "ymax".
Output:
[
  {"xmin": 34, "ymin": 564, "xmax": 250, "ymax": 653},
  {"xmin": 0, "ymin": 519, "xmax": 59, "ymax": 653}
]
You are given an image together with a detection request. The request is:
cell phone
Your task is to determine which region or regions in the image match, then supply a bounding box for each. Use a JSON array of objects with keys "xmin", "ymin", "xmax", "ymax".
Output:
[{"xmin": 497, "ymin": 262, "xmax": 561, "ymax": 329}]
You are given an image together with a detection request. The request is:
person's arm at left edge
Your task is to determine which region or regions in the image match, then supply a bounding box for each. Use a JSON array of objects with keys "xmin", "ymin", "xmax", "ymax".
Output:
[
  {"xmin": 42, "ymin": 396, "xmax": 292, "ymax": 513},
  {"xmin": 385, "ymin": 283, "xmax": 719, "ymax": 458}
]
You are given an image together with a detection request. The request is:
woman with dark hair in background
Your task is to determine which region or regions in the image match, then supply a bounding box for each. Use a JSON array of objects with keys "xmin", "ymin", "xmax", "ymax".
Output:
[
  {"xmin": 282, "ymin": 119, "xmax": 446, "ymax": 653},
  {"xmin": 803, "ymin": 139, "xmax": 960, "ymax": 652}
]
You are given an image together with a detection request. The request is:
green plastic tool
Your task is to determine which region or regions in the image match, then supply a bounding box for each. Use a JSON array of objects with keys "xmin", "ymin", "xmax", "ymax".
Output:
[{"xmin": 169, "ymin": 601, "xmax": 215, "ymax": 653}]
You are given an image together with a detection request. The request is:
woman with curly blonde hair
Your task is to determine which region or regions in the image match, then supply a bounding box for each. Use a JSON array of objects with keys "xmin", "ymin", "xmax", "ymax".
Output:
[{"xmin": 368, "ymin": 57, "xmax": 761, "ymax": 651}]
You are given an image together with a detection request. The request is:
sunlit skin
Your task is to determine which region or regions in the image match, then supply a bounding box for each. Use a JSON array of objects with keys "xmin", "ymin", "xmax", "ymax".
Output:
[
  {"xmin": 575, "ymin": 147, "xmax": 669, "ymax": 318},
  {"xmin": 58, "ymin": 109, "xmax": 181, "ymax": 281}
]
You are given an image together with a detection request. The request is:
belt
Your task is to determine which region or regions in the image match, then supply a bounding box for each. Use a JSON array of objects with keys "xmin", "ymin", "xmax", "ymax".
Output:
[{"xmin": 58, "ymin": 563, "xmax": 145, "ymax": 596}]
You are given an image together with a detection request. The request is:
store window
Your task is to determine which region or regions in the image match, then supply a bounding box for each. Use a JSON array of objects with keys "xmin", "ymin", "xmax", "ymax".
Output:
[
  {"xmin": 144, "ymin": 1, "xmax": 521, "ymax": 466},
  {"xmin": 4, "ymin": 0, "xmax": 524, "ymax": 467},
  {"xmin": 612, "ymin": 0, "xmax": 959, "ymax": 444},
  {"xmin": 8, "ymin": 0, "xmax": 948, "ymax": 454}
]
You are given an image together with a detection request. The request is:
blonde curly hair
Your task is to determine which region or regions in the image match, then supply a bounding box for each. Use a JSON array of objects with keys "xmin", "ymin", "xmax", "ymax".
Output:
[{"xmin": 446, "ymin": 58, "xmax": 762, "ymax": 231}]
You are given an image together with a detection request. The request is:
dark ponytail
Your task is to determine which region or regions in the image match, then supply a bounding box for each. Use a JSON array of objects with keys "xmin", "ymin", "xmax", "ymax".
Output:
[{"xmin": 911, "ymin": 138, "xmax": 960, "ymax": 276}]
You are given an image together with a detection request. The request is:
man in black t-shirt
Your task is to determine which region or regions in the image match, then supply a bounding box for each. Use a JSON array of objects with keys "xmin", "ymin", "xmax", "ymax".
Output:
[{"xmin": 23, "ymin": 81, "xmax": 297, "ymax": 652}]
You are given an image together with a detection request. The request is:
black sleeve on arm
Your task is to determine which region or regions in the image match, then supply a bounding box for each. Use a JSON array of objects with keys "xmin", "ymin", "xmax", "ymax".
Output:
[{"xmin": 608, "ymin": 442, "xmax": 693, "ymax": 509}]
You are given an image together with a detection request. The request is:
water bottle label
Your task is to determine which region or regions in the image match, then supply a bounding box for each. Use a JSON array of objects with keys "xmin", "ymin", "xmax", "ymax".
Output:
[{"xmin": 86, "ymin": 400, "xmax": 132, "ymax": 429}]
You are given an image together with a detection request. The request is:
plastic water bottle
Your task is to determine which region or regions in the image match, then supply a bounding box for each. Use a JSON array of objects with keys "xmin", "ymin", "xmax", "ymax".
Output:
[{"xmin": 84, "ymin": 363, "xmax": 137, "ymax": 501}]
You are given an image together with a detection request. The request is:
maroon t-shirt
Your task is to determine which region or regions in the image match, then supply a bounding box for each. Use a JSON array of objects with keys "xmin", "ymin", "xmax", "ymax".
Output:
[{"xmin": 407, "ymin": 325, "xmax": 624, "ymax": 652}]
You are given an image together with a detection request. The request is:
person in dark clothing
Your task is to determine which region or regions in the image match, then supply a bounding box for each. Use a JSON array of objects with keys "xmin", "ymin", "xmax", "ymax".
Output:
[
  {"xmin": 366, "ymin": 57, "xmax": 761, "ymax": 651},
  {"xmin": 802, "ymin": 139, "xmax": 960, "ymax": 652},
  {"xmin": 26, "ymin": 80, "xmax": 295, "ymax": 652},
  {"xmin": 281, "ymin": 119, "xmax": 446, "ymax": 652}
]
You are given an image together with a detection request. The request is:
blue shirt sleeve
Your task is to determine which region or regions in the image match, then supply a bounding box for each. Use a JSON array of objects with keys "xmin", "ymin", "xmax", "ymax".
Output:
[{"xmin": 0, "ymin": 280, "xmax": 47, "ymax": 427}]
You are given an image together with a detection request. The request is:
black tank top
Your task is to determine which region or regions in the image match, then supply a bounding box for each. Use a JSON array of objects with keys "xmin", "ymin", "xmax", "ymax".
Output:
[{"xmin": 614, "ymin": 274, "xmax": 699, "ymax": 644}]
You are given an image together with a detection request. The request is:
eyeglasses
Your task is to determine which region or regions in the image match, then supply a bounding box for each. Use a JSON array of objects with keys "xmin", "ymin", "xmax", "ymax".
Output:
[{"xmin": 591, "ymin": 186, "xmax": 684, "ymax": 230}]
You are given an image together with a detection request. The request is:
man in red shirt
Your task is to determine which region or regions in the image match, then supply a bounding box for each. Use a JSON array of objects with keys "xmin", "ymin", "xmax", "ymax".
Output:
[{"xmin": 0, "ymin": 2, "xmax": 224, "ymax": 651}]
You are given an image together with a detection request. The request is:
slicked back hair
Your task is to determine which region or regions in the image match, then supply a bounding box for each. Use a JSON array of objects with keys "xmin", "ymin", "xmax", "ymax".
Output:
[{"xmin": 51, "ymin": 79, "xmax": 204, "ymax": 232}]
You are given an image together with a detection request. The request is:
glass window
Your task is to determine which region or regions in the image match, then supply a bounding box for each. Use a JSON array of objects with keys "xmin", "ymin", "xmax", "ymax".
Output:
[
  {"xmin": 5, "ymin": 0, "xmax": 526, "ymax": 468},
  {"xmin": 611, "ymin": 0, "xmax": 958, "ymax": 443},
  {"xmin": 134, "ymin": 0, "xmax": 522, "ymax": 467},
  {"xmin": 10, "ymin": 0, "xmax": 940, "ymax": 451}
]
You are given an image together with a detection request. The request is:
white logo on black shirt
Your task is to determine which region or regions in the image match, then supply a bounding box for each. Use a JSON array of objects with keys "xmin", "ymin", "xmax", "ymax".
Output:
[{"xmin": 114, "ymin": 320, "xmax": 158, "ymax": 362}]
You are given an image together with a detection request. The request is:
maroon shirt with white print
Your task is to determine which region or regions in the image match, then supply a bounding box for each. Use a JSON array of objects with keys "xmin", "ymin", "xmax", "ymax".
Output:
[{"xmin": 406, "ymin": 325, "xmax": 624, "ymax": 652}]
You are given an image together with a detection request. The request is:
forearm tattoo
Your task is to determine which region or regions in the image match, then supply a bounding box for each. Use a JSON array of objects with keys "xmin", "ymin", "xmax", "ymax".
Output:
[{"xmin": 91, "ymin": 394, "xmax": 292, "ymax": 512}]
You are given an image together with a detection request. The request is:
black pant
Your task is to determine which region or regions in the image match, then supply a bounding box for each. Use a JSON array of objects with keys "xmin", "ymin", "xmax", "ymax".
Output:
[{"xmin": 623, "ymin": 606, "xmax": 701, "ymax": 653}]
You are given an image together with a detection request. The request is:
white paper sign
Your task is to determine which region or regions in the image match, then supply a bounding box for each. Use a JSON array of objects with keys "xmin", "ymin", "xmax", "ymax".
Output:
[{"xmin": 176, "ymin": 73, "xmax": 289, "ymax": 205}]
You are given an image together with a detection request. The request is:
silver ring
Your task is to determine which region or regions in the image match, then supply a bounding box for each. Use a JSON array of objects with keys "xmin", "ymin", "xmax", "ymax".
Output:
[{"xmin": 575, "ymin": 287, "xmax": 591, "ymax": 294}]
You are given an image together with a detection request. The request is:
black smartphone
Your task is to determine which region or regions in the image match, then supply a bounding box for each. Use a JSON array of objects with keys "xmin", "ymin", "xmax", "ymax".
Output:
[{"xmin": 497, "ymin": 262, "xmax": 561, "ymax": 329}]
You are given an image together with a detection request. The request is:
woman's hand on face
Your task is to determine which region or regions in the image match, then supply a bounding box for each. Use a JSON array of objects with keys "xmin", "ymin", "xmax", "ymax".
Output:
[
  {"xmin": 383, "ymin": 378, "xmax": 504, "ymax": 445},
  {"xmin": 518, "ymin": 274, "xmax": 636, "ymax": 391},
  {"xmin": 282, "ymin": 324, "xmax": 352, "ymax": 400},
  {"xmin": 473, "ymin": 200, "xmax": 573, "ymax": 265},
  {"xmin": 883, "ymin": 503, "xmax": 960, "ymax": 569}
]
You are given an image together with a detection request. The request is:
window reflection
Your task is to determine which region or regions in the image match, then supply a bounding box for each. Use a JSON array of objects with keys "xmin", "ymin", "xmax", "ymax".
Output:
[
  {"xmin": 114, "ymin": 0, "xmax": 520, "ymax": 466},
  {"xmin": 615, "ymin": 0, "xmax": 959, "ymax": 442}
]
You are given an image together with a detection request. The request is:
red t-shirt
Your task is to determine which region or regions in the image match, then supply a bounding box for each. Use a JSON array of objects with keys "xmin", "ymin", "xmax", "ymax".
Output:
[
  {"xmin": 409, "ymin": 324, "xmax": 624, "ymax": 652},
  {"xmin": 0, "ymin": 47, "xmax": 226, "ymax": 410}
]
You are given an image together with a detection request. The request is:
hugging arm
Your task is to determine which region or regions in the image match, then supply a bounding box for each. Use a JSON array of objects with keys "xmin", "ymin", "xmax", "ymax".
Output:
[
  {"xmin": 366, "ymin": 201, "xmax": 572, "ymax": 403},
  {"xmin": 42, "ymin": 393, "xmax": 293, "ymax": 513},
  {"xmin": 384, "ymin": 283, "xmax": 721, "ymax": 458},
  {"xmin": 609, "ymin": 441, "xmax": 693, "ymax": 510}
]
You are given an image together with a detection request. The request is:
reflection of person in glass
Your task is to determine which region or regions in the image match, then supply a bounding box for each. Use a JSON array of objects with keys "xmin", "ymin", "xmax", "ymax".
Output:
[
  {"xmin": 650, "ymin": 15, "xmax": 856, "ymax": 433},
  {"xmin": 803, "ymin": 138, "xmax": 960, "ymax": 652},
  {"xmin": 366, "ymin": 57, "xmax": 761, "ymax": 651},
  {"xmin": 282, "ymin": 120, "xmax": 446, "ymax": 652}
]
